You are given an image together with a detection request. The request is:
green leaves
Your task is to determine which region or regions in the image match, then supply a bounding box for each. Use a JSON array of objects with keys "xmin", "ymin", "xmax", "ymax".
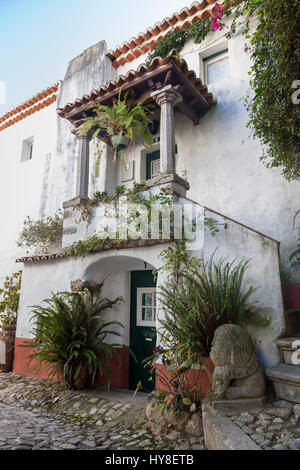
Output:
[
  {"xmin": 147, "ymin": 0, "xmax": 300, "ymax": 179},
  {"xmin": 17, "ymin": 211, "xmax": 63, "ymax": 249},
  {"xmin": 22, "ymin": 289, "xmax": 126, "ymax": 390},
  {"xmin": 0, "ymin": 270, "xmax": 22, "ymax": 329},
  {"xmin": 158, "ymin": 246, "xmax": 260, "ymax": 359},
  {"xmin": 225, "ymin": 0, "xmax": 300, "ymax": 179},
  {"xmin": 81, "ymin": 89, "xmax": 154, "ymax": 164}
]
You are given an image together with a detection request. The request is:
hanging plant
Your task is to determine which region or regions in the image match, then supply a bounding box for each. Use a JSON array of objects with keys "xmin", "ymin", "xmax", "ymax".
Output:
[{"xmin": 80, "ymin": 89, "xmax": 154, "ymax": 164}]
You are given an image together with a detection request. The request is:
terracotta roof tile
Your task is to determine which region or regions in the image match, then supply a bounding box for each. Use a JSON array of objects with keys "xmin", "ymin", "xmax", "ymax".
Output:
[
  {"xmin": 107, "ymin": 1, "xmax": 223, "ymax": 68},
  {"xmin": 57, "ymin": 52, "xmax": 214, "ymax": 119},
  {"xmin": 0, "ymin": 82, "xmax": 60, "ymax": 132}
]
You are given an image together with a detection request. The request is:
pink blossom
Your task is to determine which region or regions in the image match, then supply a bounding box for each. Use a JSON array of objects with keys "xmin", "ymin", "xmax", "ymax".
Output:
[
  {"xmin": 215, "ymin": 3, "xmax": 224, "ymax": 15},
  {"xmin": 130, "ymin": 48, "xmax": 139, "ymax": 57},
  {"xmin": 211, "ymin": 15, "xmax": 224, "ymax": 31},
  {"xmin": 149, "ymin": 40, "xmax": 156, "ymax": 51}
]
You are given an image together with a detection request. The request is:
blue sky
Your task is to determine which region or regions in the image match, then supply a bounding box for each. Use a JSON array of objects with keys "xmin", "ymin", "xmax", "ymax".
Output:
[{"xmin": 0, "ymin": 0, "xmax": 192, "ymax": 114}]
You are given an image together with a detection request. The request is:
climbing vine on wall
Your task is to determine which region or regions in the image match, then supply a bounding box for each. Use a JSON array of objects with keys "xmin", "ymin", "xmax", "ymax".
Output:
[
  {"xmin": 142, "ymin": 1, "xmax": 300, "ymax": 179},
  {"xmin": 229, "ymin": 0, "xmax": 300, "ymax": 179},
  {"xmin": 17, "ymin": 211, "xmax": 63, "ymax": 250}
]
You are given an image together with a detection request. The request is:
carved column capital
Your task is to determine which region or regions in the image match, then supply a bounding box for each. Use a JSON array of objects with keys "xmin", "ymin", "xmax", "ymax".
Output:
[
  {"xmin": 151, "ymin": 85, "xmax": 182, "ymax": 107},
  {"xmin": 72, "ymin": 125, "xmax": 88, "ymax": 140}
]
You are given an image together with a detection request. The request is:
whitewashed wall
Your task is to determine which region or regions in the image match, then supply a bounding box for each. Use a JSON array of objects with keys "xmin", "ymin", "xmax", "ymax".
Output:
[
  {"xmin": 0, "ymin": 102, "xmax": 57, "ymax": 284},
  {"xmin": 113, "ymin": 18, "xmax": 300, "ymax": 271},
  {"xmin": 16, "ymin": 246, "xmax": 164, "ymax": 342}
]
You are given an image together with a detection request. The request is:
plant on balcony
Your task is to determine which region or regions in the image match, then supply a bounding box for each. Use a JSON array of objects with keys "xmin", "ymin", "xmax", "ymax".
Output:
[
  {"xmin": 80, "ymin": 89, "xmax": 154, "ymax": 163},
  {"xmin": 22, "ymin": 289, "xmax": 126, "ymax": 390},
  {"xmin": 0, "ymin": 270, "xmax": 22, "ymax": 329},
  {"xmin": 17, "ymin": 210, "xmax": 63, "ymax": 254}
]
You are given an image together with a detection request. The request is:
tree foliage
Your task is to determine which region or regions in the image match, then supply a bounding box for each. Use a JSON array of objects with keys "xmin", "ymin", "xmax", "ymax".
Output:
[
  {"xmin": 144, "ymin": 0, "xmax": 300, "ymax": 178},
  {"xmin": 226, "ymin": 0, "xmax": 300, "ymax": 179},
  {"xmin": 0, "ymin": 271, "xmax": 22, "ymax": 329}
]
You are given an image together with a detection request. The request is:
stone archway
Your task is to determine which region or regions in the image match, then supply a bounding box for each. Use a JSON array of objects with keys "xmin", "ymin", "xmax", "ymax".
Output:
[{"xmin": 83, "ymin": 253, "xmax": 159, "ymax": 391}]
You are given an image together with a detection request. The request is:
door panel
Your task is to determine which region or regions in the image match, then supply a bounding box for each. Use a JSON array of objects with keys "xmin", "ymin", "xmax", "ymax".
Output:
[
  {"xmin": 146, "ymin": 150, "xmax": 160, "ymax": 180},
  {"xmin": 129, "ymin": 270, "xmax": 157, "ymax": 392}
]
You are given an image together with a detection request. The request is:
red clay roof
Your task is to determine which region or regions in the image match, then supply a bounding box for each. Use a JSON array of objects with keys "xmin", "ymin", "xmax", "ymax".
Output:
[
  {"xmin": 0, "ymin": 83, "xmax": 59, "ymax": 132},
  {"xmin": 57, "ymin": 53, "xmax": 214, "ymax": 120},
  {"xmin": 107, "ymin": 1, "xmax": 221, "ymax": 68}
]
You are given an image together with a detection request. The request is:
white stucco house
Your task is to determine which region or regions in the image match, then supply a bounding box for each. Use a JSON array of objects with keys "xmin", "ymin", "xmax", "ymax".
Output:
[{"xmin": 0, "ymin": 1, "xmax": 299, "ymax": 391}]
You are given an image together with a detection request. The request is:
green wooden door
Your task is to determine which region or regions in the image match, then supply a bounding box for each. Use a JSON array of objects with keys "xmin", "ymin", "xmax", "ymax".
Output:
[
  {"xmin": 129, "ymin": 270, "xmax": 157, "ymax": 392},
  {"xmin": 146, "ymin": 150, "xmax": 160, "ymax": 180}
]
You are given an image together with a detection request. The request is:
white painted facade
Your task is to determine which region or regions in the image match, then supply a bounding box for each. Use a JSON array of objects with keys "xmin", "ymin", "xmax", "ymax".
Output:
[
  {"xmin": 1, "ymin": 5, "xmax": 299, "ymax": 374},
  {"xmin": 0, "ymin": 99, "xmax": 57, "ymax": 284}
]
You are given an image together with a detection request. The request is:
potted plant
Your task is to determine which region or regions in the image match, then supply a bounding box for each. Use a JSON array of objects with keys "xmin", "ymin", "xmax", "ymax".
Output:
[
  {"xmin": 21, "ymin": 288, "xmax": 130, "ymax": 390},
  {"xmin": 80, "ymin": 89, "xmax": 154, "ymax": 163},
  {"xmin": 0, "ymin": 270, "xmax": 22, "ymax": 372},
  {"xmin": 152, "ymin": 244, "xmax": 265, "ymax": 402}
]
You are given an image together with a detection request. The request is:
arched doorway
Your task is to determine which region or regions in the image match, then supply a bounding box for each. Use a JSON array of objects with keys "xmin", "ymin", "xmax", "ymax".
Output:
[{"xmin": 84, "ymin": 253, "xmax": 158, "ymax": 391}]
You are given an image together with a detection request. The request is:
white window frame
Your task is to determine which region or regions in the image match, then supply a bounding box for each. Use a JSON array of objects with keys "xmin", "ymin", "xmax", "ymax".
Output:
[
  {"xmin": 151, "ymin": 159, "xmax": 160, "ymax": 178},
  {"xmin": 21, "ymin": 136, "xmax": 34, "ymax": 162},
  {"xmin": 136, "ymin": 287, "xmax": 156, "ymax": 327},
  {"xmin": 203, "ymin": 51, "xmax": 229, "ymax": 85},
  {"xmin": 28, "ymin": 142, "xmax": 34, "ymax": 160}
]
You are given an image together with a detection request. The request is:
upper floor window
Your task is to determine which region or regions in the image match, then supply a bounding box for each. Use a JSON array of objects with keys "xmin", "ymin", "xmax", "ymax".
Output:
[
  {"xmin": 203, "ymin": 49, "xmax": 229, "ymax": 85},
  {"xmin": 146, "ymin": 150, "xmax": 160, "ymax": 180},
  {"xmin": 21, "ymin": 137, "xmax": 34, "ymax": 162}
]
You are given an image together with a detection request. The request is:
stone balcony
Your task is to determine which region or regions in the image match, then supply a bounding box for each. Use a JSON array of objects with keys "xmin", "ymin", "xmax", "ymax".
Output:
[{"xmin": 62, "ymin": 172, "xmax": 190, "ymax": 250}]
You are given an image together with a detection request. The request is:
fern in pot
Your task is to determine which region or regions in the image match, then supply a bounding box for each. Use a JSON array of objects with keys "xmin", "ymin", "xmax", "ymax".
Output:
[
  {"xmin": 22, "ymin": 288, "xmax": 129, "ymax": 390},
  {"xmin": 80, "ymin": 89, "xmax": 154, "ymax": 164}
]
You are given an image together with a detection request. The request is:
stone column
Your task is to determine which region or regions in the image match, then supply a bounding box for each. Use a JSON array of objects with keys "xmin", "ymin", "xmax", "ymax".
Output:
[
  {"xmin": 151, "ymin": 85, "xmax": 182, "ymax": 174},
  {"xmin": 76, "ymin": 134, "xmax": 90, "ymax": 197},
  {"xmin": 98, "ymin": 143, "xmax": 117, "ymax": 194}
]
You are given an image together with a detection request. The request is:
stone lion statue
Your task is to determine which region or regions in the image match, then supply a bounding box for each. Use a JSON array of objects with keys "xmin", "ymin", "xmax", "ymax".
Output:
[{"xmin": 210, "ymin": 324, "xmax": 265, "ymax": 400}]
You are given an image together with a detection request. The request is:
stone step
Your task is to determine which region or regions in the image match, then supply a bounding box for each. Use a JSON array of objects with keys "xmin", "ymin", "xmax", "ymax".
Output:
[
  {"xmin": 266, "ymin": 364, "xmax": 300, "ymax": 404},
  {"xmin": 277, "ymin": 336, "xmax": 300, "ymax": 365}
]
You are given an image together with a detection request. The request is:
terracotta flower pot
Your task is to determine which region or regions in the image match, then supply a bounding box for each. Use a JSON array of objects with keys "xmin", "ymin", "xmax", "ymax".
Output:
[
  {"xmin": 111, "ymin": 134, "xmax": 130, "ymax": 150},
  {"xmin": 73, "ymin": 365, "xmax": 88, "ymax": 390},
  {"xmin": 155, "ymin": 357, "xmax": 214, "ymax": 399},
  {"xmin": 0, "ymin": 325, "xmax": 16, "ymax": 372}
]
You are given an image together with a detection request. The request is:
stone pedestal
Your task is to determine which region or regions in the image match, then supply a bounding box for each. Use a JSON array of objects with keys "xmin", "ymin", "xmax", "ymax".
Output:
[
  {"xmin": 0, "ymin": 326, "xmax": 16, "ymax": 372},
  {"xmin": 209, "ymin": 397, "xmax": 266, "ymax": 416}
]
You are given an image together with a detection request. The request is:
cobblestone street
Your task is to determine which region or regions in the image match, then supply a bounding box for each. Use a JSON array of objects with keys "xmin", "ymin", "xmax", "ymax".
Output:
[
  {"xmin": 0, "ymin": 373, "xmax": 205, "ymax": 451},
  {"xmin": 0, "ymin": 401, "xmax": 110, "ymax": 450}
]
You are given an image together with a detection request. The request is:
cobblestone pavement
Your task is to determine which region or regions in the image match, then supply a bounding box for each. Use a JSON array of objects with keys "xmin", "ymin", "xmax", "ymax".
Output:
[
  {"xmin": 231, "ymin": 400, "xmax": 300, "ymax": 450},
  {"xmin": 0, "ymin": 373, "xmax": 205, "ymax": 450}
]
